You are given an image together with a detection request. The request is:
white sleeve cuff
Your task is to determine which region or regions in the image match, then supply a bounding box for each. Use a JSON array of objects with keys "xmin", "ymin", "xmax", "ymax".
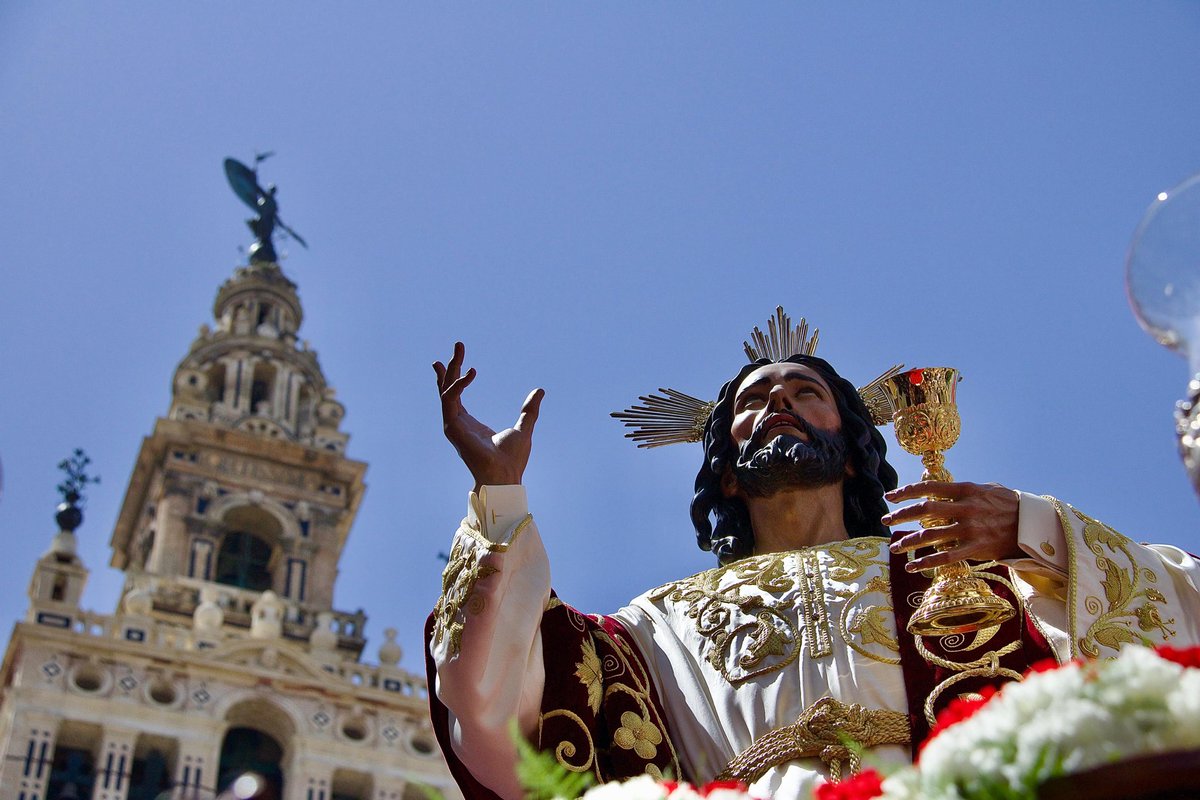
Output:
[
  {"xmin": 1009, "ymin": 491, "xmax": 1068, "ymax": 576},
  {"xmin": 466, "ymin": 485, "xmax": 530, "ymax": 545}
]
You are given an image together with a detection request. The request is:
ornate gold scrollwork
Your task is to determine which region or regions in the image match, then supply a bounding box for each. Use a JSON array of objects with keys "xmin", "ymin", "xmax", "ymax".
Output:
[
  {"xmin": 892, "ymin": 404, "xmax": 961, "ymax": 458},
  {"xmin": 650, "ymin": 553, "xmax": 801, "ymax": 685},
  {"xmin": 1067, "ymin": 505, "xmax": 1176, "ymax": 658}
]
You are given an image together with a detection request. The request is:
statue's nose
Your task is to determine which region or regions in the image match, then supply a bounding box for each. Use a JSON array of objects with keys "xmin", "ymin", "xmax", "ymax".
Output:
[{"xmin": 768, "ymin": 385, "xmax": 793, "ymax": 410}]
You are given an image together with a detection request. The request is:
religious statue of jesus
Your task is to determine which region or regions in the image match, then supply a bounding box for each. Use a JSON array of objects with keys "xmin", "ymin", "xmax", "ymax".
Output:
[{"xmin": 424, "ymin": 312, "xmax": 1200, "ymax": 800}]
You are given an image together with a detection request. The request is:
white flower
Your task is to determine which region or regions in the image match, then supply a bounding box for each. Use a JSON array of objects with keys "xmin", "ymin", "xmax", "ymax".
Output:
[
  {"xmin": 575, "ymin": 776, "xmax": 757, "ymax": 800},
  {"xmin": 578, "ymin": 775, "xmax": 667, "ymax": 800},
  {"xmin": 699, "ymin": 790, "xmax": 753, "ymax": 800}
]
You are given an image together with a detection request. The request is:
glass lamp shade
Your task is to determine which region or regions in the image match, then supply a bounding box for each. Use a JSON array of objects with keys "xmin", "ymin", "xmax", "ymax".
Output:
[
  {"xmin": 1127, "ymin": 171, "xmax": 1200, "ymax": 372},
  {"xmin": 1127, "ymin": 170, "xmax": 1200, "ymax": 498}
]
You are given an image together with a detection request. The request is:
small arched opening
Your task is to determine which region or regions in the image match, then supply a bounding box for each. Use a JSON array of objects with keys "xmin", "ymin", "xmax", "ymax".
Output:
[
  {"xmin": 47, "ymin": 720, "xmax": 102, "ymax": 800},
  {"xmin": 206, "ymin": 363, "xmax": 227, "ymax": 404},
  {"xmin": 250, "ymin": 362, "xmax": 278, "ymax": 415},
  {"xmin": 332, "ymin": 768, "xmax": 373, "ymax": 800},
  {"xmin": 217, "ymin": 728, "xmax": 284, "ymax": 800},
  {"xmin": 218, "ymin": 698, "xmax": 295, "ymax": 800},
  {"xmin": 215, "ymin": 506, "xmax": 282, "ymax": 592},
  {"xmin": 256, "ymin": 302, "xmax": 274, "ymax": 329},
  {"xmin": 127, "ymin": 734, "xmax": 175, "ymax": 800}
]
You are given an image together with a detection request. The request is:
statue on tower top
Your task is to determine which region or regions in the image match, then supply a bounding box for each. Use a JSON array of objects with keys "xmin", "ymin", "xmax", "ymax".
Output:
[{"xmin": 224, "ymin": 152, "xmax": 308, "ymax": 264}]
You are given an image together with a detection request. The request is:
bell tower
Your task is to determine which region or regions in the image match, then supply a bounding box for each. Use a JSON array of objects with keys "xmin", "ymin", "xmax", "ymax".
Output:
[
  {"xmin": 109, "ymin": 259, "xmax": 367, "ymax": 658},
  {"xmin": 0, "ymin": 162, "xmax": 455, "ymax": 800}
]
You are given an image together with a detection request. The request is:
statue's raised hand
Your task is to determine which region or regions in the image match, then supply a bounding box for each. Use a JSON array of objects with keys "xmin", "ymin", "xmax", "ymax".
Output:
[{"xmin": 434, "ymin": 342, "xmax": 545, "ymax": 493}]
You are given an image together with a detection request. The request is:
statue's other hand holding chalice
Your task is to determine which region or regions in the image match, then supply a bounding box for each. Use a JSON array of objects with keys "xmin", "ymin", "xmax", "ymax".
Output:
[{"xmin": 877, "ymin": 368, "xmax": 1020, "ymax": 636}]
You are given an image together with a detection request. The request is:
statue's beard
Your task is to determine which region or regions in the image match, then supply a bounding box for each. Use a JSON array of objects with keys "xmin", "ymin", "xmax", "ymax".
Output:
[{"xmin": 732, "ymin": 414, "xmax": 847, "ymax": 498}]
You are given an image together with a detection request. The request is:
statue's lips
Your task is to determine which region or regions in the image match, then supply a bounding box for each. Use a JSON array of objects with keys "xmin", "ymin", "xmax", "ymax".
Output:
[{"xmin": 755, "ymin": 413, "xmax": 808, "ymax": 443}]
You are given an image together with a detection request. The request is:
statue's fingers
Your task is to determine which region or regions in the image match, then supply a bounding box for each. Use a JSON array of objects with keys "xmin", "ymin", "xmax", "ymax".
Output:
[
  {"xmin": 444, "ymin": 341, "xmax": 466, "ymax": 386},
  {"xmin": 885, "ymin": 480, "xmax": 976, "ymax": 503},
  {"xmin": 904, "ymin": 546, "xmax": 965, "ymax": 573},
  {"xmin": 881, "ymin": 499, "xmax": 956, "ymax": 527},
  {"xmin": 886, "ymin": 481, "xmax": 943, "ymax": 502},
  {"xmin": 514, "ymin": 388, "xmax": 545, "ymax": 435},
  {"xmin": 889, "ymin": 522, "xmax": 960, "ymax": 556},
  {"xmin": 441, "ymin": 369, "xmax": 477, "ymax": 410}
]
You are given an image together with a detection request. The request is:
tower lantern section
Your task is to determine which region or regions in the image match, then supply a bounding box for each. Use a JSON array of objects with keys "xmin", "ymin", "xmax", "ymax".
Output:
[
  {"xmin": 170, "ymin": 261, "xmax": 347, "ymax": 454},
  {"xmin": 110, "ymin": 260, "xmax": 367, "ymax": 660}
]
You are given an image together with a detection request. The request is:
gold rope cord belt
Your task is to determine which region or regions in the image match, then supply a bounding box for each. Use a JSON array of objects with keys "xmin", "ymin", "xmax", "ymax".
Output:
[{"xmin": 715, "ymin": 697, "xmax": 911, "ymax": 784}]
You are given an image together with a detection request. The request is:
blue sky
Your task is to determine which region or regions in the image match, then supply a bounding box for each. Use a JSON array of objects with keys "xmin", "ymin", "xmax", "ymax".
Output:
[{"xmin": 2, "ymin": 4, "xmax": 1199, "ymax": 669}]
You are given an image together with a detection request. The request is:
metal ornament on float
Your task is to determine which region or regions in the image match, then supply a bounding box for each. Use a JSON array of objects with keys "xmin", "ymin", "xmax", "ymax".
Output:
[{"xmin": 881, "ymin": 367, "xmax": 1016, "ymax": 636}]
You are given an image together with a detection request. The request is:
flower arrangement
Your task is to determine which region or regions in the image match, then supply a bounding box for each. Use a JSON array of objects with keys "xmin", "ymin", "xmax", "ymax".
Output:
[{"xmin": 819, "ymin": 644, "xmax": 1200, "ymax": 800}]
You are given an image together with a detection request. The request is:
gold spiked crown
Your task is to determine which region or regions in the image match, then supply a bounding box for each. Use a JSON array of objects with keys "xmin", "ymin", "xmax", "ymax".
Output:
[{"xmin": 612, "ymin": 307, "xmax": 904, "ymax": 448}]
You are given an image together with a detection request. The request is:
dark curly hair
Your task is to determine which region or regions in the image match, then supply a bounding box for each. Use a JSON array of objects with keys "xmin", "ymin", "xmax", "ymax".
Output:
[{"xmin": 690, "ymin": 355, "xmax": 898, "ymax": 564}]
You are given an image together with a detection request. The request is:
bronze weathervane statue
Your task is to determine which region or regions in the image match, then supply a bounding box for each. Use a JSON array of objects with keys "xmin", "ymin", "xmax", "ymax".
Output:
[{"xmin": 224, "ymin": 153, "xmax": 308, "ymax": 264}]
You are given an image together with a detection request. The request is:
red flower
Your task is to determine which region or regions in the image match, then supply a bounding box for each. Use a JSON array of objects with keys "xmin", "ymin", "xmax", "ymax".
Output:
[
  {"xmin": 919, "ymin": 685, "xmax": 999, "ymax": 755},
  {"xmin": 1155, "ymin": 644, "xmax": 1200, "ymax": 669},
  {"xmin": 697, "ymin": 781, "xmax": 746, "ymax": 797},
  {"xmin": 815, "ymin": 769, "xmax": 885, "ymax": 800},
  {"xmin": 1024, "ymin": 657, "xmax": 1061, "ymax": 676}
]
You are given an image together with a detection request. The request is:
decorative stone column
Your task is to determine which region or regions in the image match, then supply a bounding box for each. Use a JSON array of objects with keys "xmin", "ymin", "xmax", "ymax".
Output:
[
  {"xmin": 93, "ymin": 726, "xmax": 138, "ymax": 800},
  {"xmin": 174, "ymin": 734, "xmax": 222, "ymax": 799},
  {"xmin": 288, "ymin": 761, "xmax": 334, "ymax": 800},
  {"xmin": 0, "ymin": 710, "xmax": 57, "ymax": 800}
]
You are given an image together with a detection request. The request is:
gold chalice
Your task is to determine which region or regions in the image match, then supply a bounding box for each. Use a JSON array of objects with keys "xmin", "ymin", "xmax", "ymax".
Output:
[{"xmin": 882, "ymin": 367, "xmax": 1015, "ymax": 636}]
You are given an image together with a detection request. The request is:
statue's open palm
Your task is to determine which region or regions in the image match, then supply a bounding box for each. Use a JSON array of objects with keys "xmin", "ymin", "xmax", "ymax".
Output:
[{"xmin": 434, "ymin": 342, "xmax": 544, "ymax": 492}]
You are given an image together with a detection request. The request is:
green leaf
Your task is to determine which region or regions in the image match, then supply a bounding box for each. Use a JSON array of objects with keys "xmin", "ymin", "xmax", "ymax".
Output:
[{"xmin": 511, "ymin": 720, "xmax": 595, "ymax": 800}]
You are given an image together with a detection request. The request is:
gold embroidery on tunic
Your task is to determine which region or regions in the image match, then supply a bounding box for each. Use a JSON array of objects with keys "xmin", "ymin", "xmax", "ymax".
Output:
[
  {"xmin": 648, "ymin": 552, "xmax": 800, "ymax": 685},
  {"xmin": 833, "ymin": 540, "xmax": 898, "ymax": 664},
  {"xmin": 431, "ymin": 534, "xmax": 497, "ymax": 657},
  {"xmin": 799, "ymin": 550, "xmax": 833, "ymax": 659},
  {"xmin": 539, "ymin": 709, "xmax": 595, "ymax": 774},
  {"xmin": 541, "ymin": 627, "xmax": 680, "ymax": 782},
  {"xmin": 431, "ymin": 515, "xmax": 533, "ymax": 657},
  {"xmin": 594, "ymin": 629, "xmax": 681, "ymax": 777},
  {"xmin": 649, "ymin": 539, "xmax": 901, "ymax": 682},
  {"xmin": 1055, "ymin": 503, "xmax": 1177, "ymax": 658},
  {"xmin": 826, "ymin": 538, "xmax": 885, "ymax": 583},
  {"xmin": 613, "ymin": 710, "xmax": 662, "ymax": 760},
  {"xmin": 575, "ymin": 638, "xmax": 603, "ymax": 714},
  {"xmin": 841, "ymin": 576, "xmax": 900, "ymax": 664}
]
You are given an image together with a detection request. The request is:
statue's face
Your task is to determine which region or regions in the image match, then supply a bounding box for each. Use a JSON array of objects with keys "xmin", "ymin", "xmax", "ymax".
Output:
[
  {"xmin": 729, "ymin": 362, "xmax": 843, "ymax": 451},
  {"xmin": 725, "ymin": 362, "xmax": 848, "ymax": 498}
]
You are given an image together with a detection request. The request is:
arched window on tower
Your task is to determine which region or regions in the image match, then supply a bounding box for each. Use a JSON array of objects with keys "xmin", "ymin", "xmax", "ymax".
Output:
[
  {"xmin": 250, "ymin": 362, "xmax": 277, "ymax": 416},
  {"xmin": 215, "ymin": 532, "xmax": 273, "ymax": 592},
  {"xmin": 218, "ymin": 727, "xmax": 284, "ymax": 800},
  {"xmin": 206, "ymin": 363, "xmax": 227, "ymax": 405},
  {"xmin": 295, "ymin": 385, "xmax": 315, "ymax": 435},
  {"xmin": 333, "ymin": 767, "xmax": 373, "ymax": 800},
  {"xmin": 127, "ymin": 745, "xmax": 172, "ymax": 800},
  {"xmin": 47, "ymin": 721, "xmax": 101, "ymax": 800},
  {"xmin": 256, "ymin": 302, "xmax": 274, "ymax": 329},
  {"xmin": 215, "ymin": 506, "xmax": 282, "ymax": 593}
]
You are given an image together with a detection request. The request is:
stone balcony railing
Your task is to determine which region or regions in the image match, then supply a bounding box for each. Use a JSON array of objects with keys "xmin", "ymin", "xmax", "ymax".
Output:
[
  {"xmin": 26, "ymin": 600, "xmax": 428, "ymax": 701},
  {"xmin": 135, "ymin": 574, "xmax": 368, "ymax": 653}
]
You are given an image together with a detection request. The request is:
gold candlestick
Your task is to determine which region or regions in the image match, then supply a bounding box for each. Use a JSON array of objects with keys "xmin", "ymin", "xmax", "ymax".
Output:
[{"xmin": 882, "ymin": 368, "xmax": 1015, "ymax": 636}]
